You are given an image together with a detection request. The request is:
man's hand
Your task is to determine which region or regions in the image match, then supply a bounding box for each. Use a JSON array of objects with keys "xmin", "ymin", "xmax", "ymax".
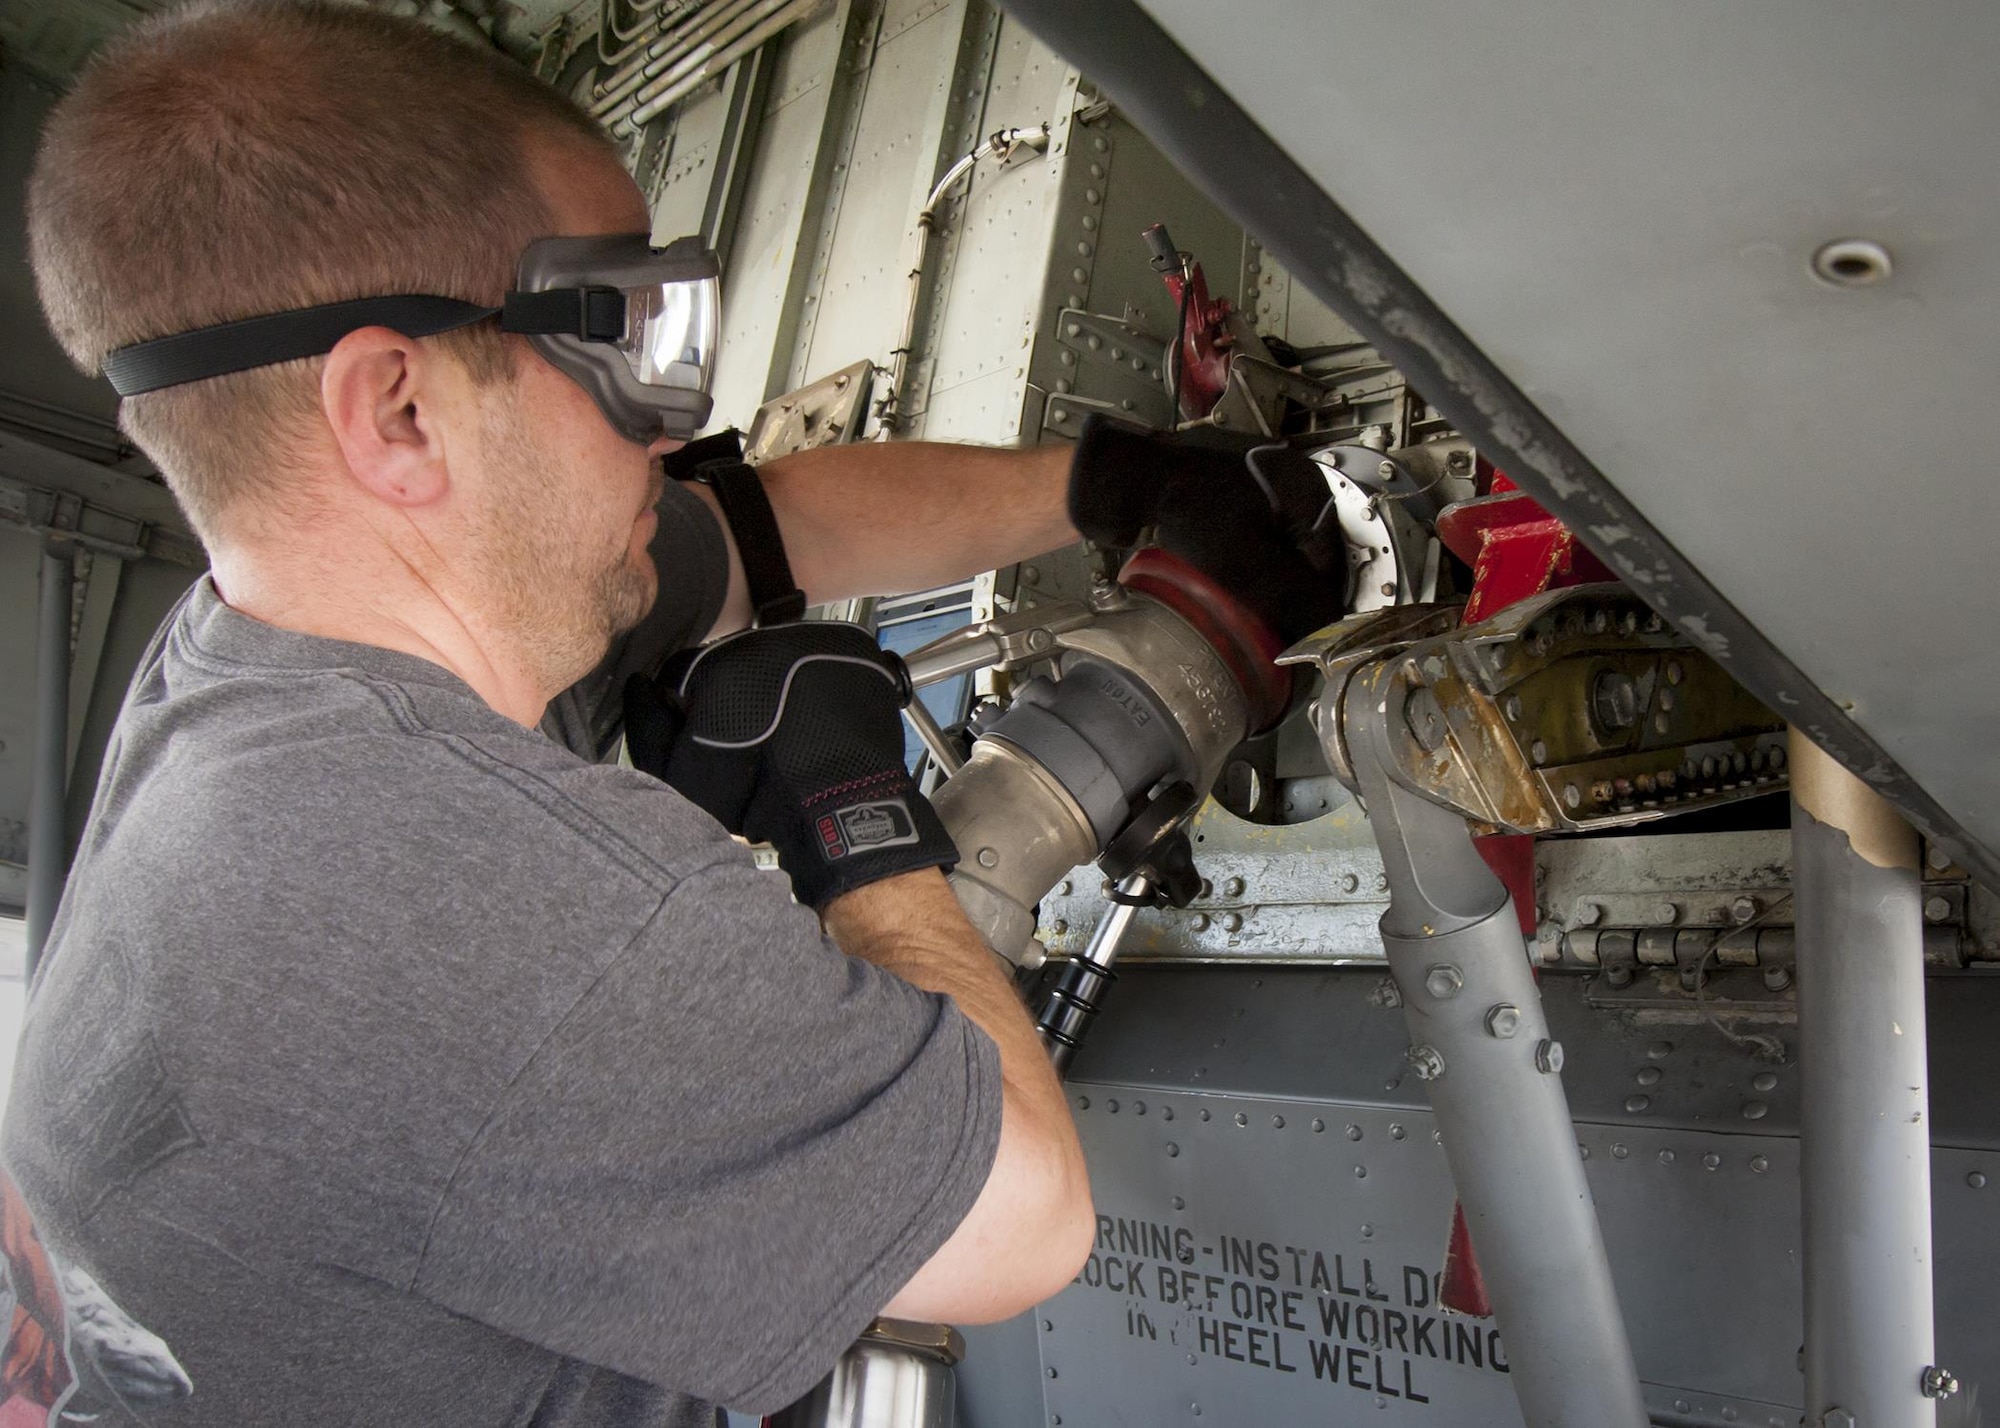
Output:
[
  {"xmin": 1067, "ymin": 414, "xmax": 1349, "ymax": 644},
  {"xmin": 624, "ymin": 623, "xmax": 957, "ymax": 908}
]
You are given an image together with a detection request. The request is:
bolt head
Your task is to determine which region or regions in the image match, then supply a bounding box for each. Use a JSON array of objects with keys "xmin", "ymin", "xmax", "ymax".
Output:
[
  {"xmin": 1424, "ymin": 964, "xmax": 1464, "ymax": 999},
  {"xmin": 1485, "ymin": 1003, "xmax": 1522, "ymax": 1039},
  {"xmin": 1924, "ymin": 895, "xmax": 1952, "ymax": 924},
  {"xmin": 1731, "ymin": 896, "xmax": 1760, "ymax": 924},
  {"xmin": 976, "ymin": 847, "xmax": 999, "ymax": 868},
  {"xmin": 1376, "ymin": 460, "xmax": 1397, "ymax": 480},
  {"xmin": 1762, "ymin": 965, "xmax": 1794, "ymax": 992},
  {"xmin": 1922, "ymin": 1366, "xmax": 1961, "ymax": 1400},
  {"xmin": 1534, "ymin": 1039, "xmax": 1565, "ymax": 1075},
  {"xmin": 1223, "ymin": 876, "xmax": 1245, "ymax": 898},
  {"xmin": 1221, "ymin": 912, "xmax": 1244, "ymax": 933},
  {"xmin": 1407, "ymin": 1045, "xmax": 1445, "ymax": 1081}
]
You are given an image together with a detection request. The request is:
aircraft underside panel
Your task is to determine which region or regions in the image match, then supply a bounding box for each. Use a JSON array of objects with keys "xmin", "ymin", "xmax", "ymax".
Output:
[{"xmin": 958, "ymin": 966, "xmax": 2000, "ymax": 1428}]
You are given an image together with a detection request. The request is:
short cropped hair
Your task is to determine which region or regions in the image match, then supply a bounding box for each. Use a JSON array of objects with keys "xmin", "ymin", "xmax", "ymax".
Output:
[{"xmin": 28, "ymin": 0, "xmax": 619, "ymax": 543}]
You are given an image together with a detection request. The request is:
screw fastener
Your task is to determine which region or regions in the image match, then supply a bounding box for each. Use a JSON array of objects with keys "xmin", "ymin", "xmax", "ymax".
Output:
[
  {"xmin": 1485, "ymin": 1003, "xmax": 1522, "ymax": 1039},
  {"xmin": 1425, "ymin": 964, "xmax": 1465, "ymax": 999},
  {"xmin": 1408, "ymin": 1045, "xmax": 1446, "ymax": 1081},
  {"xmin": 1534, "ymin": 1039, "xmax": 1565, "ymax": 1075},
  {"xmin": 1922, "ymin": 1366, "xmax": 1960, "ymax": 1400}
]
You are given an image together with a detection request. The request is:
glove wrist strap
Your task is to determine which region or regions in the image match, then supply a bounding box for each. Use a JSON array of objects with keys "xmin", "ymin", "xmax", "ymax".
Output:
[{"xmin": 669, "ymin": 430, "xmax": 808, "ymax": 626}]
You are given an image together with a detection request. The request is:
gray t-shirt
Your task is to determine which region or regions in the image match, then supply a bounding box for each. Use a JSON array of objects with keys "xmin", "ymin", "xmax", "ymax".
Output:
[{"xmin": 0, "ymin": 493, "xmax": 1002, "ymax": 1427}]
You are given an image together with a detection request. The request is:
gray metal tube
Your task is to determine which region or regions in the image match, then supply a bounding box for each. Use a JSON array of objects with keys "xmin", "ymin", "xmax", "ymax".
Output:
[
  {"xmin": 25, "ymin": 542, "xmax": 75, "ymax": 977},
  {"xmin": 1347, "ymin": 666, "xmax": 1647, "ymax": 1428},
  {"xmin": 768, "ymin": 1318, "xmax": 964, "ymax": 1428},
  {"xmin": 1790, "ymin": 730, "xmax": 1938, "ymax": 1428},
  {"xmin": 902, "ymin": 696, "xmax": 964, "ymax": 777}
]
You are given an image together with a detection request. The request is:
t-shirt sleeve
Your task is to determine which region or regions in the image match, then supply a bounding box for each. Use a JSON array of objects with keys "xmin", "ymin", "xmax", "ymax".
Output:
[
  {"xmin": 542, "ymin": 477, "xmax": 732, "ymax": 761},
  {"xmin": 410, "ymin": 856, "xmax": 1004, "ymax": 1414}
]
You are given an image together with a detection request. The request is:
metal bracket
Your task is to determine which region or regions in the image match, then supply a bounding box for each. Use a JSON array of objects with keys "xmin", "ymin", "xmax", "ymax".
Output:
[
  {"xmin": 742, "ymin": 359, "xmax": 874, "ymax": 463},
  {"xmin": 1285, "ymin": 584, "xmax": 1787, "ymax": 834}
]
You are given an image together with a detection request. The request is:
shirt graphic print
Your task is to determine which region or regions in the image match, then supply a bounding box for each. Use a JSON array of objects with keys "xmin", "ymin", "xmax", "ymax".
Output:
[{"xmin": 0, "ymin": 1169, "xmax": 190, "ymax": 1425}]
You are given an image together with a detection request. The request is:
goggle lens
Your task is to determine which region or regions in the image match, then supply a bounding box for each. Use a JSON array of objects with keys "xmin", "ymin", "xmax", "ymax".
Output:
[{"xmin": 618, "ymin": 276, "xmax": 719, "ymax": 393}]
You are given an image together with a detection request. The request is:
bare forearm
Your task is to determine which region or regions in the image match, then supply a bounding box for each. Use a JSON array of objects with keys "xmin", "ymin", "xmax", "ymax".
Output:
[
  {"xmin": 696, "ymin": 441, "xmax": 1077, "ymax": 637},
  {"xmin": 823, "ymin": 870, "xmax": 1074, "ymax": 1137}
]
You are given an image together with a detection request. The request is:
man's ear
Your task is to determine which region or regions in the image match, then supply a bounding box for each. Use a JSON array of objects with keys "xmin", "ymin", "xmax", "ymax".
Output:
[{"xmin": 320, "ymin": 327, "xmax": 454, "ymax": 508}]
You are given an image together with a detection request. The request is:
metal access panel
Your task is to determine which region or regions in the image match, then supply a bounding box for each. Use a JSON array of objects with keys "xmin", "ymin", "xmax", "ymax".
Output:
[{"xmin": 952, "ymin": 966, "xmax": 2000, "ymax": 1428}]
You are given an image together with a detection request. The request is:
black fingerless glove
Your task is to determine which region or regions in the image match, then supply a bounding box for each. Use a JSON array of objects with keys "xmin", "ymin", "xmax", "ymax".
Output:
[
  {"xmin": 623, "ymin": 623, "xmax": 958, "ymax": 909},
  {"xmin": 1067, "ymin": 414, "xmax": 1349, "ymax": 645}
]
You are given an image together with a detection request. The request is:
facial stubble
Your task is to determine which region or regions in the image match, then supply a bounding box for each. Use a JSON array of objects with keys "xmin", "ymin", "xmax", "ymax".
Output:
[{"xmin": 472, "ymin": 393, "xmax": 657, "ymax": 695}]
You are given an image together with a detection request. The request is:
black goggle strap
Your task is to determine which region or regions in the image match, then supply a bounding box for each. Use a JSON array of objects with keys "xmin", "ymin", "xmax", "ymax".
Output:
[{"xmin": 102, "ymin": 288, "xmax": 629, "ymax": 398}]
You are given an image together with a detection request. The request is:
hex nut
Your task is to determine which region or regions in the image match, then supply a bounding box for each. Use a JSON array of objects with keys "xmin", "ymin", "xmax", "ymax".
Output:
[
  {"xmin": 1485, "ymin": 1003, "xmax": 1522, "ymax": 1039},
  {"xmin": 1924, "ymin": 895, "xmax": 1952, "ymax": 924},
  {"xmin": 1731, "ymin": 896, "xmax": 1760, "ymax": 924},
  {"xmin": 1424, "ymin": 964, "xmax": 1464, "ymax": 999},
  {"xmin": 1408, "ymin": 1045, "xmax": 1445, "ymax": 1081},
  {"xmin": 1534, "ymin": 1039, "xmax": 1565, "ymax": 1075},
  {"xmin": 1921, "ymin": 1366, "xmax": 1960, "ymax": 1400}
]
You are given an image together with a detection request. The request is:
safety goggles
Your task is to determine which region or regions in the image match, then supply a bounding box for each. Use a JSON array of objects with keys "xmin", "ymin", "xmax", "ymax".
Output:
[{"xmin": 100, "ymin": 233, "xmax": 720, "ymax": 443}]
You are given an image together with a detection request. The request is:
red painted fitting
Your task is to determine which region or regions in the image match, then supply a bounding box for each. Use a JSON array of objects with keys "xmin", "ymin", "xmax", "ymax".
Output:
[{"xmin": 1116, "ymin": 547, "xmax": 1294, "ymax": 733}]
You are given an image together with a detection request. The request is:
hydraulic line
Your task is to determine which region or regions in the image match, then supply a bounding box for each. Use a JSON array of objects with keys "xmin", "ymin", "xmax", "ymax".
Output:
[
  {"xmin": 607, "ymin": 0, "xmax": 805, "ymax": 129},
  {"xmin": 877, "ymin": 129, "xmax": 1046, "ymax": 434},
  {"xmin": 590, "ymin": 0, "xmax": 766, "ymax": 113}
]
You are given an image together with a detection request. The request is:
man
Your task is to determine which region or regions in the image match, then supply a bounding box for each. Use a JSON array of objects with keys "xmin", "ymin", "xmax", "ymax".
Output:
[{"xmin": 4, "ymin": 2, "xmax": 1339, "ymax": 1424}]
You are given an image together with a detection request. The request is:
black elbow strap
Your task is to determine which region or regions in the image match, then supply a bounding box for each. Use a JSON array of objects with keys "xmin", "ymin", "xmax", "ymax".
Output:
[{"xmin": 667, "ymin": 430, "xmax": 806, "ymax": 627}]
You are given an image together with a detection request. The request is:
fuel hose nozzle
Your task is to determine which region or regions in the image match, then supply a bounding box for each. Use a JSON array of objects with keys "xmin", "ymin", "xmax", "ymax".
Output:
[{"xmin": 929, "ymin": 547, "xmax": 1293, "ymax": 964}]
